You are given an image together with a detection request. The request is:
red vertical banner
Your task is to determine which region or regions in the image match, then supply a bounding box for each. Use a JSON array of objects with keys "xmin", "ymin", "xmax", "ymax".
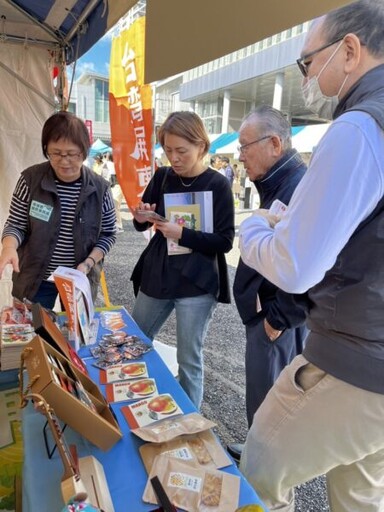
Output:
[
  {"xmin": 84, "ymin": 119, "xmax": 93, "ymax": 144},
  {"xmin": 109, "ymin": 16, "xmax": 153, "ymax": 209}
]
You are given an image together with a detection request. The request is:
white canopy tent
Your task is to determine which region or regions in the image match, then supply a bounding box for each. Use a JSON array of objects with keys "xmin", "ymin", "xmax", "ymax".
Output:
[
  {"xmin": 213, "ymin": 125, "xmax": 330, "ymax": 156},
  {"xmin": 0, "ymin": 0, "xmax": 354, "ymax": 230}
]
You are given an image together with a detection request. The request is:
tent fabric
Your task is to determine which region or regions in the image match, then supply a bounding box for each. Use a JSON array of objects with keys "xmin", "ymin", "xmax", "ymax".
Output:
[
  {"xmin": 0, "ymin": 42, "xmax": 55, "ymax": 231},
  {"xmin": 209, "ymin": 133, "xmax": 239, "ymax": 154},
  {"xmin": 0, "ymin": 0, "xmax": 136, "ymax": 63},
  {"xmin": 291, "ymin": 124, "xmax": 330, "ymax": 153},
  {"xmin": 208, "ymin": 125, "xmax": 330, "ymax": 156},
  {"xmin": 145, "ymin": 0, "xmax": 354, "ymax": 83},
  {"xmin": 89, "ymin": 138, "xmax": 112, "ymax": 157},
  {"xmin": 0, "ymin": 42, "xmax": 55, "ymax": 287}
]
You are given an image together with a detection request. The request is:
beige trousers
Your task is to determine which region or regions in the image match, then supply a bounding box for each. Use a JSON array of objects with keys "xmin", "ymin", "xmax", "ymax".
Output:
[{"xmin": 240, "ymin": 354, "xmax": 384, "ymax": 511}]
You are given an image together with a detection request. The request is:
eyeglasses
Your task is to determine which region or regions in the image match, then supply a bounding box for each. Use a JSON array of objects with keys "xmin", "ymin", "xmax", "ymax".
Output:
[
  {"xmin": 296, "ymin": 37, "xmax": 344, "ymax": 77},
  {"xmin": 47, "ymin": 151, "xmax": 83, "ymax": 163},
  {"xmin": 237, "ymin": 135, "xmax": 272, "ymax": 154}
]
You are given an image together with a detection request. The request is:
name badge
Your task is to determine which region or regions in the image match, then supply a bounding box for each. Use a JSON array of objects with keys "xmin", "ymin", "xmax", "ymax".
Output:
[{"xmin": 30, "ymin": 200, "xmax": 53, "ymax": 222}]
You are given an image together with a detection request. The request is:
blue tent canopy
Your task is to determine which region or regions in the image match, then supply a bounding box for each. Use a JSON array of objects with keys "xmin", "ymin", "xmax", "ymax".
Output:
[
  {"xmin": 1, "ymin": 1, "xmax": 136, "ymax": 64},
  {"xmin": 89, "ymin": 138, "xmax": 112, "ymax": 157},
  {"xmin": 209, "ymin": 132, "xmax": 239, "ymax": 154}
]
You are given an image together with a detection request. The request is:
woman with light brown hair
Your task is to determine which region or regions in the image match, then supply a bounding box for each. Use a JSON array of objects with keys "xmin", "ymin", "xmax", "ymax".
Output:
[{"xmin": 130, "ymin": 111, "xmax": 234, "ymax": 408}]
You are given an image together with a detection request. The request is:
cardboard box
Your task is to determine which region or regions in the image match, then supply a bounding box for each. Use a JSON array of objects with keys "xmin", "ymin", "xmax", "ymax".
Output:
[
  {"xmin": 23, "ymin": 335, "xmax": 122, "ymax": 451},
  {"xmin": 31, "ymin": 303, "xmax": 88, "ymax": 376}
]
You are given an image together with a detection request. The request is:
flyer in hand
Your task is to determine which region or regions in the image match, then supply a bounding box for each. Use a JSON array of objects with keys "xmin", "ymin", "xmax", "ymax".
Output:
[
  {"xmin": 164, "ymin": 191, "xmax": 213, "ymax": 255},
  {"xmin": 121, "ymin": 393, "xmax": 183, "ymax": 429}
]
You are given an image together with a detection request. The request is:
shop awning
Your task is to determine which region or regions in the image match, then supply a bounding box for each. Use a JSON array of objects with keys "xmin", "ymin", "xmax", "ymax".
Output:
[
  {"xmin": 209, "ymin": 133, "xmax": 239, "ymax": 154},
  {"xmin": 144, "ymin": 0, "xmax": 354, "ymax": 83}
]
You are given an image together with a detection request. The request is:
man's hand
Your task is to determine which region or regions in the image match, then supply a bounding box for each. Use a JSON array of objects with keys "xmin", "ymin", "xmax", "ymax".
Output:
[
  {"xmin": 264, "ymin": 318, "xmax": 282, "ymax": 342},
  {"xmin": 252, "ymin": 208, "xmax": 280, "ymax": 228}
]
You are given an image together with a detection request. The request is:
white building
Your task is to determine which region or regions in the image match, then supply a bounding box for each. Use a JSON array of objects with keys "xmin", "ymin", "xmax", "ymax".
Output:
[{"xmin": 69, "ymin": 20, "xmax": 322, "ymax": 143}]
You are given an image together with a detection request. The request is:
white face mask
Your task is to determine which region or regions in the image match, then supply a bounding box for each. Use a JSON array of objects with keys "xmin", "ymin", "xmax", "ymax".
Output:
[{"xmin": 301, "ymin": 41, "xmax": 348, "ymax": 120}]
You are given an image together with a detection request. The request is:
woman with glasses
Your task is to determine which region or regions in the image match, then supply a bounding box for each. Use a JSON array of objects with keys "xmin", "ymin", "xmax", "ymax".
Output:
[
  {"xmin": 0, "ymin": 111, "xmax": 116, "ymax": 309},
  {"xmin": 130, "ymin": 111, "xmax": 235, "ymax": 409}
]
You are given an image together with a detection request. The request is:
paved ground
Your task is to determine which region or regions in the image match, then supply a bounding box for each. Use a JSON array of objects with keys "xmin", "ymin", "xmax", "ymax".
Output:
[{"xmin": 97, "ymin": 204, "xmax": 329, "ymax": 512}]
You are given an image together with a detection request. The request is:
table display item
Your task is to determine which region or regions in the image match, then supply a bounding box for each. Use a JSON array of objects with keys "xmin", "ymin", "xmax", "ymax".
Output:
[
  {"xmin": 142, "ymin": 454, "xmax": 241, "ymax": 512},
  {"xmin": 100, "ymin": 311, "xmax": 126, "ymax": 331},
  {"xmin": 131, "ymin": 412, "xmax": 217, "ymax": 443},
  {"xmin": 121, "ymin": 393, "xmax": 183, "ymax": 429},
  {"xmin": 140, "ymin": 430, "xmax": 232, "ymax": 472},
  {"xmin": 105, "ymin": 378, "xmax": 157, "ymax": 403},
  {"xmin": 99, "ymin": 362, "xmax": 149, "ymax": 384},
  {"xmin": 0, "ymin": 299, "xmax": 34, "ymax": 370},
  {"xmin": 21, "ymin": 336, "xmax": 122, "ymax": 450},
  {"xmin": 51, "ymin": 266, "xmax": 95, "ymax": 349},
  {"xmin": 91, "ymin": 335, "xmax": 152, "ymax": 369},
  {"xmin": 0, "ymin": 324, "xmax": 35, "ymax": 370},
  {"xmin": 32, "ymin": 303, "xmax": 88, "ymax": 375}
]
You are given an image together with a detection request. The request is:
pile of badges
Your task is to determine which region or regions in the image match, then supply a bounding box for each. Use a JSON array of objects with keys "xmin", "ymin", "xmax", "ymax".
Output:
[{"xmin": 91, "ymin": 331, "xmax": 152, "ymax": 369}]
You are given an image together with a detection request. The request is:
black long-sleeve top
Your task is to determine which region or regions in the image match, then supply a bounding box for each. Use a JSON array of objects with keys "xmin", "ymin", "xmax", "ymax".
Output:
[{"xmin": 131, "ymin": 166, "xmax": 235, "ymax": 303}]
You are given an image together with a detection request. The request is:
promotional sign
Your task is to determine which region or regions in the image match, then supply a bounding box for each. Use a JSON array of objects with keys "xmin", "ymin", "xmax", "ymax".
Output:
[
  {"xmin": 109, "ymin": 16, "xmax": 153, "ymax": 209},
  {"xmin": 84, "ymin": 120, "xmax": 93, "ymax": 144}
]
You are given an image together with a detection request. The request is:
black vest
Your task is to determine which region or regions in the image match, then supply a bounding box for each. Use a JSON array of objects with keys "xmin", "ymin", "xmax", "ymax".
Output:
[{"xmin": 12, "ymin": 162, "xmax": 108, "ymax": 302}]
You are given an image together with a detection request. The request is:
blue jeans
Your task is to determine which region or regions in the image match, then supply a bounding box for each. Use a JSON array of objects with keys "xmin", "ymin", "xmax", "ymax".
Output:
[
  {"xmin": 132, "ymin": 291, "xmax": 217, "ymax": 409},
  {"xmin": 31, "ymin": 280, "xmax": 58, "ymax": 309}
]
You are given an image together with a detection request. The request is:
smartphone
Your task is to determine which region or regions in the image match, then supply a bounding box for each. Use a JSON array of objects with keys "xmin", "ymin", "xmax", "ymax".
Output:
[{"xmin": 136, "ymin": 210, "xmax": 168, "ymax": 223}]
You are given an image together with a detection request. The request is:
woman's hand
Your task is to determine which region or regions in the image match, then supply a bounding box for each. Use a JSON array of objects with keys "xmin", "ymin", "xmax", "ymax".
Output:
[
  {"xmin": 129, "ymin": 202, "xmax": 157, "ymax": 224},
  {"xmin": 77, "ymin": 261, "xmax": 92, "ymax": 274},
  {"xmin": 0, "ymin": 239, "xmax": 20, "ymax": 277},
  {"xmin": 155, "ymin": 221, "xmax": 183, "ymax": 240}
]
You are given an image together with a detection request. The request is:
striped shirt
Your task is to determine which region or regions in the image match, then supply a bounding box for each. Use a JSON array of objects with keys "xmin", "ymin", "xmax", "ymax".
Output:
[{"xmin": 2, "ymin": 175, "xmax": 116, "ymax": 279}]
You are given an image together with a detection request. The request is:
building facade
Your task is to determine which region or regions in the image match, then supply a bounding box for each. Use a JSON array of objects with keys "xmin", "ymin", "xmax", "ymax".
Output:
[{"xmin": 70, "ymin": 20, "xmax": 320, "ymax": 142}]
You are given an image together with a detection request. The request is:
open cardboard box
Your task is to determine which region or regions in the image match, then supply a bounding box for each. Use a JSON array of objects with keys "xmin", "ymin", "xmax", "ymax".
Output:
[
  {"xmin": 31, "ymin": 303, "xmax": 88, "ymax": 375},
  {"xmin": 23, "ymin": 335, "xmax": 122, "ymax": 451}
]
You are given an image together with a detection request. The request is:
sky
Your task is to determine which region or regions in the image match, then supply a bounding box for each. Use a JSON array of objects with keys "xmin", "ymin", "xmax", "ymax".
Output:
[{"xmin": 68, "ymin": 32, "xmax": 112, "ymax": 79}]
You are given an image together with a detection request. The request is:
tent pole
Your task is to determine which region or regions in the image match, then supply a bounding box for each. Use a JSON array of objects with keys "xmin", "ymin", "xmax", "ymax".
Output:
[{"xmin": 56, "ymin": 47, "xmax": 68, "ymax": 111}]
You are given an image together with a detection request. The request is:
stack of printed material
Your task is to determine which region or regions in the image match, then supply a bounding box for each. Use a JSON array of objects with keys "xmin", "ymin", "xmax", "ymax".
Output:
[
  {"xmin": 0, "ymin": 323, "xmax": 35, "ymax": 370},
  {"xmin": 0, "ymin": 300, "xmax": 34, "ymax": 370}
]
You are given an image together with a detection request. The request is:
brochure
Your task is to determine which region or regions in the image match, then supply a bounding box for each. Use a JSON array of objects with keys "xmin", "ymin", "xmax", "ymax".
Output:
[
  {"xmin": 105, "ymin": 378, "xmax": 157, "ymax": 403},
  {"xmin": 50, "ymin": 266, "xmax": 94, "ymax": 350},
  {"xmin": 99, "ymin": 361, "xmax": 148, "ymax": 384},
  {"xmin": 121, "ymin": 393, "xmax": 183, "ymax": 429},
  {"xmin": 164, "ymin": 191, "xmax": 213, "ymax": 256}
]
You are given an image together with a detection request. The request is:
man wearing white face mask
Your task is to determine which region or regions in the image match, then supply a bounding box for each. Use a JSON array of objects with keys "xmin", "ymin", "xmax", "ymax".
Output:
[
  {"xmin": 301, "ymin": 40, "xmax": 349, "ymax": 120},
  {"xmin": 238, "ymin": 1, "xmax": 384, "ymax": 510}
]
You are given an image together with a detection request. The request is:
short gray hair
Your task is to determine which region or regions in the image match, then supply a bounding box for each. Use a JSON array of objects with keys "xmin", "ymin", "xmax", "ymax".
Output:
[
  {"xmin": 323, "ymin": 0, "xmax": 384, "ymax": 58},
  {"xmin": 242, "ymin": 105, "xmax": 292, "ymax": 151}
]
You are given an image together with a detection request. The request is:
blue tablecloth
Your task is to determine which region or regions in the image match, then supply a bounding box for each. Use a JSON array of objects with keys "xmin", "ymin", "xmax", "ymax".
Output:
[{"xmin": 22, "ymin": 307, "xmax": 267, "ymax": 511}]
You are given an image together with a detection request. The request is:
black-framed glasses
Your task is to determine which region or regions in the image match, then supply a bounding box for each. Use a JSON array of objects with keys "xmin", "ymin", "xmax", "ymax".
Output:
[
  {"xmin": 237, "ymin": 135, "xmax": 272, "ymax": 154},
  {"xmin": 47, "ymin": 151, "xmax": 83, "ymax": 163},
  {"xmin": 296, "ymin": 37, "xmax": 344, "ymax": 77}
]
